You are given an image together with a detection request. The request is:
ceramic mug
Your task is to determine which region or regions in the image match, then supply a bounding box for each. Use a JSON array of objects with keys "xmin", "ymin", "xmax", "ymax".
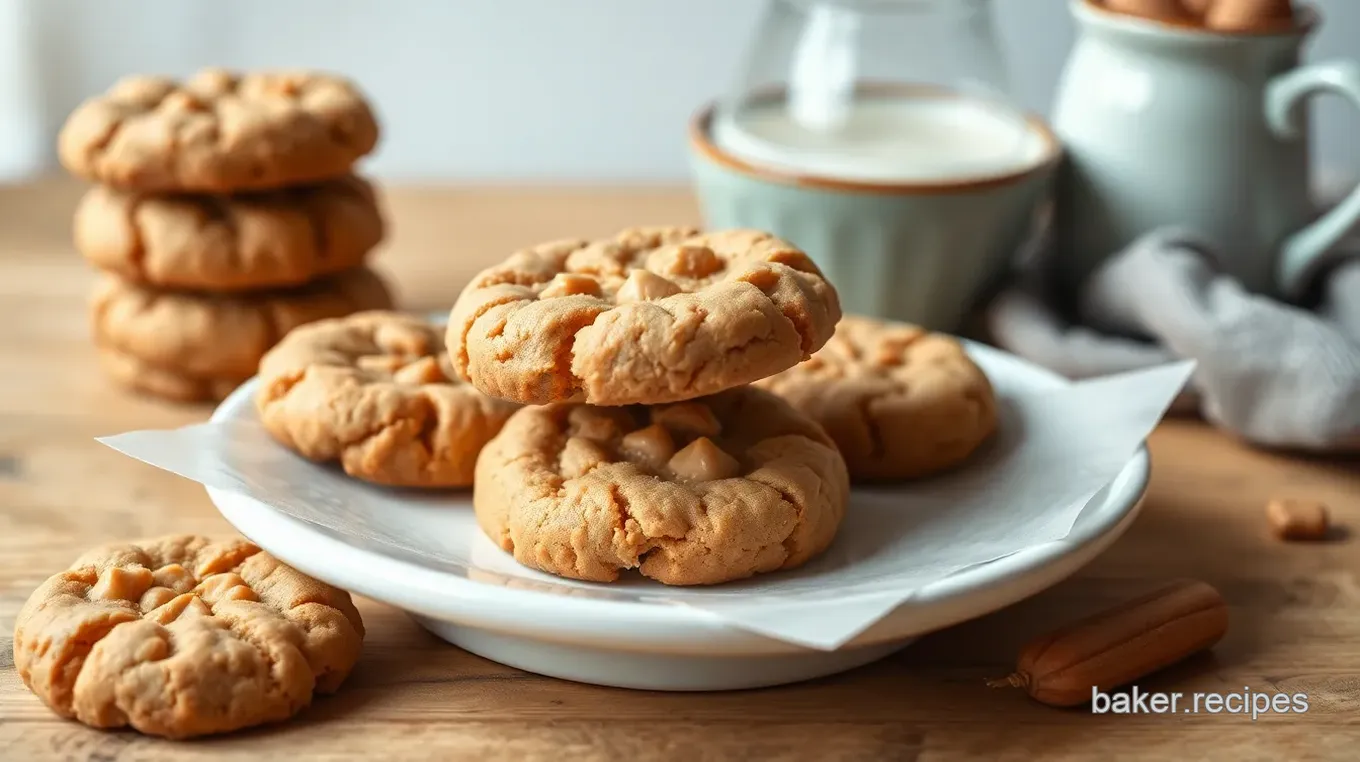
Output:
[
  {"xmin": 1052, "ymin": 0, "xmax": 1360, "ymax": 299},
  {"xmin": 688, "ymin": 102, "xmax": 1060, "ymax": 333}
]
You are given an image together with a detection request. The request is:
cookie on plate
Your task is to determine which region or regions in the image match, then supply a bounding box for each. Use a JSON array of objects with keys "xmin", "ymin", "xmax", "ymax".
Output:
[
  {"xmin": 59, "ymin": 68, "xmax": 379, "ymax": 192},
  {"xmin": 757, "ymin": 315, "xmax": 997, "ymax": 481},
  {"xmin": 13, "ymin": 535, "xmax": 364, "ymax": 739},
  {"xmin": 447, "ymin": 226, "xmax": 841, "ymax": 406},
  {"xmin": 474, "ymin": 386, "xmax": 849, "ymax": 585},
  {"xmin": 91, "ymin": 266, "xmax": 394, "ymax": 384},
  {"xmin": 75, "ymin": 175, "xmax": 384, "ymax": 292},
  {"xmin": 257, "ymin": 311, "xmax": 521, "ymax": 487},
  {"xmin": 98, "ymin": 345, "xmax": 247, "ymax": 403}
]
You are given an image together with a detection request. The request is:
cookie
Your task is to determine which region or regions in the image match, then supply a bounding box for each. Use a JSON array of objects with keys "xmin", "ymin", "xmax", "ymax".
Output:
[
  {"xmin": 447, "ymin": 226, "xmax": 841, "ymax": 406},
  {"xmin": 1103, "ymin": 0, "xmax": 1195, "ymax": 22},
  {"xmin": 59, "ymin": 68, "xmax": 379, "ymax": 192},
  {"xmin": 256, "ymin": 312, "xmax": 521, "ymax": 487},
  {"xmin": 757, "ymin": 316, "xmax": 997, "ymax": 481},
  {"xmin": 1204, "ymin": 0, "xmax": 1294, "ymax": 30},
  {"xmin": 13, "ymin": 535, "xmax": 364, "ymax": 739},
  {"xmin": 474, "ymin": 386, "xmax": 849, "ymax": 585},
  {"xmin": 98, "ymin": 345, "xmax": 247, "ymax": 403},
  {"xmin": 91, "ymin": 266, "xmax": 394, "ymax": 382},
  {"xmin": 75, "ymin": 175, "xmax": 384, "ymax": 292}
]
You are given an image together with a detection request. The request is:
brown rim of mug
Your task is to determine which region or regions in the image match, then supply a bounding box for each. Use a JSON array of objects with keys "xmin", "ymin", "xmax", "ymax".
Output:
[
  {"xmin": 688, "ymin": 83, "xmax": 1062, "ymax": 195},
  {"xmin": 1078, "ymin": 0, "xmax": 1320, "ymax": 38}
]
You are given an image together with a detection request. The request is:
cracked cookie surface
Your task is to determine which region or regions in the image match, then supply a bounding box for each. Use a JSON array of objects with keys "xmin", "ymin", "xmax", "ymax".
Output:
[
  {"xmin": 91, "ymin": 266, "xmax": 394, "ymax": 381},
  {"xmin": 76, "ymin": 175, "xmax": 384, "ymax": 291},
  {"xmin": 474, "ymin": 386, "xmax": 849, "ymax": 585},
  {"xmin": 13, "ymin": 535, "xmax": 364, "ymax": 739},
  {"xmin": 446, "ymin": 227, "xmax": 841, "ymax": 406},
  {"xmin": 59, "ymin": 68, "xmax": 379, "ymax": 192},
  {"xmin": 257, "ymin": 311, "xmax": 520, "ymax": 487},
  {"xmin": 757, "ymin": 316, "xmax": 997, "ymax": 481}
]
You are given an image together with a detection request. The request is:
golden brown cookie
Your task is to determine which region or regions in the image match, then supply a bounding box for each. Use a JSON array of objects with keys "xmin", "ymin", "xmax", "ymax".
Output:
[
  {"xmin": 1103, "ymin": 0, "xmax": 1195, "ymax": 23},
  {"xmin": 75, "ymin": 175, "xmax": 384, "ymax": 292},
  {"xmin": 1204, "ymin": 0, "xmax": 1295, "ymax": 31},
  {"xmin": 757, "ymin": 316, "xmax": 997, "ymax": 482},
  {"xmin": 59, "ymin": 68, "xmax": 379, "ymax": 192},
  {"xmin": 13, "ymin": 535, "xmax": 364, "ymax": 739},
  {"xmin": 447, "ymin": 227, "xmax": 841, "ymax": 406},
  {"xmin": 474, "ymin": 386, "xmax": 849, "ymax": 585},
  {"xmin": 98, "ymin": 345, "xmax": 247, "ymax": 404},
  {"xmin": 91, "ymin": 266, "xmax": 394, "ymax": 382},
  {"xmin": 256, "ymin": 312, "xmax": 521, "ymax": 487}
]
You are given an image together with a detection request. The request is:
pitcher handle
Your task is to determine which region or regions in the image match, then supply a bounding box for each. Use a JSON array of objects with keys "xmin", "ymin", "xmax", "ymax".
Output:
[{"xmin": 1265, "ymin": 60, "xmax": 1360, "ymax": 300}]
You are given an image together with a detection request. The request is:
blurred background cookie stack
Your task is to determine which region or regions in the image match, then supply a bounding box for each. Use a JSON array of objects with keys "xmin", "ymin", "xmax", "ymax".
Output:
[{"xmin": 59, "ymin": 68, "xmax": 395, "ymax": 403}]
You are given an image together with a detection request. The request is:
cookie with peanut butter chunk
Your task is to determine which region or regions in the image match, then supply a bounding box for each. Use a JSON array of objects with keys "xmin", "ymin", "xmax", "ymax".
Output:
[
  {"xmin": 756, "ymin": 315, "xmax": 997, "ymax": 482},
  {"xmin": 447, "ymin": 226, "xmax": 841, "ymax": 406},
  {"xmin": 256, "ymin": 311, "xmax": 520, "ymax": 487},
  {"xmin": 12, "ymin": 535, "xmax": 364, "ymax": 739},
  {"xmin": 59, "ymin": 68, "xmax": 379, "ymax": 192},
  {"xmin": 474, "ymin": 386, "xmax": 849, "ymax": 585}
]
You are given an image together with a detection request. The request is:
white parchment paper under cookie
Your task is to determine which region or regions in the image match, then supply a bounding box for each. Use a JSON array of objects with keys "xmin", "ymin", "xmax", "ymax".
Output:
[{"xmin": 99, "ymin": 355, "xmax": 1193, "ymax": 651}]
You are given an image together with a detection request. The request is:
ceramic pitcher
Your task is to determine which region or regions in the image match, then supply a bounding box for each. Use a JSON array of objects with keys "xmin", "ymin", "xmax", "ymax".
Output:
[{"xmin": 1051, "ymin": 0, "xmax": 1360, "ymax": 300}]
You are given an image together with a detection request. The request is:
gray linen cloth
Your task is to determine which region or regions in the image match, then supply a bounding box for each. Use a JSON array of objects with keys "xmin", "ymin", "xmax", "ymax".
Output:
[{"xmin": 985, "ymin": 227, "xmax": 1360, "ymax": 453}]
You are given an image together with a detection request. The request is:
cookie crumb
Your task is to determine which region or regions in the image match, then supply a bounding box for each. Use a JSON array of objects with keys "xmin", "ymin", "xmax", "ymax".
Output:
[{"xmin": 1266, "ymin": 497, "xmax": 1329, "ymax": 541}]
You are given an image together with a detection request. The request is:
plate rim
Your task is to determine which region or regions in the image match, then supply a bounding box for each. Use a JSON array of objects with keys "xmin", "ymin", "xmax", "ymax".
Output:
[{"xmin": 209, "ymin": 342, "xmax": 1150, "ymax": 654}]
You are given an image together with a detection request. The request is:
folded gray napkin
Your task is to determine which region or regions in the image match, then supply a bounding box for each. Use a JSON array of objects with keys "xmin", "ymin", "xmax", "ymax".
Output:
[{"xmin": 986, "ymin": 228, "xmax": 1360, "ymax": 453}]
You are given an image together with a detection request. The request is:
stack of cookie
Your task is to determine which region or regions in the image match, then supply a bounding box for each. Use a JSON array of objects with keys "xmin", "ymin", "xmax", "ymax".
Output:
[
  {"xmin": 445, "ymin": 227, "xmax": 854, "ymax": 586},
  {"xmin": 59, "ymin": 68, "xmax": 394, "ymax": 403}
]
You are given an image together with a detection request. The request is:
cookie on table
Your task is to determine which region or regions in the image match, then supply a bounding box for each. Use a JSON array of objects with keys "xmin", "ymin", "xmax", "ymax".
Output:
[
  {"xmin": 257, "ymin": 312, "xmax": 521, "ymax": 487},
  {"xmin": 13, "ymin": 535, "xmax": 364, "ymax": 739},
  {"xmin": 59, "ymin": 68, "xmax": 379, "ymax": 192},
  {"xmin": 475, "ymin": 386, "xmax": 849, "ymax": 585},
  {"xmin": 447, "ymin": 226, "xmax": 841, "ymax": 406},
  {"xmin": 757, "ymin": 315, "xmax": 997, "ymax": 482},
  {"xmin": 91, "ymin": 266, "xmax": 394, "ymax": 384},
  {"xmin": 98, "ymin": 345, "xmax": 247, "ymax": 403},
  {"xmin": 75, "ymin": 175, "xmax": 384, "ymax": 292}
]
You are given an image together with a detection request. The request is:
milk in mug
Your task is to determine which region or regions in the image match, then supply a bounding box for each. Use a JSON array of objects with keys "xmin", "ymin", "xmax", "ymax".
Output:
[
  {"xmin": 690, "ymin": 89, "xmax": 1059, "ymax": 331},
  {"xmin": 711, "ymin": 92, "xmax": 1050, "ymax": 184}
]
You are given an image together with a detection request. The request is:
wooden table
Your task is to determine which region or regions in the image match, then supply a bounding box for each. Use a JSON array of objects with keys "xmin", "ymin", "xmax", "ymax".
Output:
[{"xmin": 1, "ymin": 178, "xmax": 1357, "ymax": 761}]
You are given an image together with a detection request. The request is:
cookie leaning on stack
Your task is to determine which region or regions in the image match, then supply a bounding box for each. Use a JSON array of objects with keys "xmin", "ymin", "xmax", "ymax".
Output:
[
  {"xmin": 255, "ymin": 311, "xmax": 520, "ymax": 488},
  {"xmin": 757, "ymin": 315, "xmax": 998, "ymax": 482},
  {"xmin": 447, "ymin": 226, "xmax": 850, "ymax": 586},
  {"xmin": 61, "ymin": 68, "xmax": 394, "ymax": 403}
]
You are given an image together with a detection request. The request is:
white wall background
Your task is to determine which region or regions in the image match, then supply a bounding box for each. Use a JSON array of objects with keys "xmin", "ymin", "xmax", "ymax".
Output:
[{"xmin": 4, "ymin": 0, "xmax": 1360, "ymax": 182}]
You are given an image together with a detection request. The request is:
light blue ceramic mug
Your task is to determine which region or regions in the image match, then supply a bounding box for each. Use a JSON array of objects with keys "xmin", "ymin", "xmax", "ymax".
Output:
[
  {"xmin": 1052, "ymin": 0, "xmax": 1360, "ymax": 300},
  {"xmin": 688, "ymin": 96, "xmax": 1061, "ymax": 333}
]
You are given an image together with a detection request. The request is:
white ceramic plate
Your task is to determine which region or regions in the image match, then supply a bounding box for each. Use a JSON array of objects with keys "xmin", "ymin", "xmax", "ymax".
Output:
[{"xmin": 208, "ymin": 345, "xmax": 1149, "ymax": 692}]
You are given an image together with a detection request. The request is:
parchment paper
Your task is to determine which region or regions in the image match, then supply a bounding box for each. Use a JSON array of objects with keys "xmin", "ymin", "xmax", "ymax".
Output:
[{"xmin": 99, "ymin": 358, "xmax": 1193, "ymax": 650}]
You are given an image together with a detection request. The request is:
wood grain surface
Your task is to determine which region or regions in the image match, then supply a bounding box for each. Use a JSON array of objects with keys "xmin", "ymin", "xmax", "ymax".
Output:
[{"xmin": 0, "ymin": 178, "xmax": 1357, "ymax": 761}]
